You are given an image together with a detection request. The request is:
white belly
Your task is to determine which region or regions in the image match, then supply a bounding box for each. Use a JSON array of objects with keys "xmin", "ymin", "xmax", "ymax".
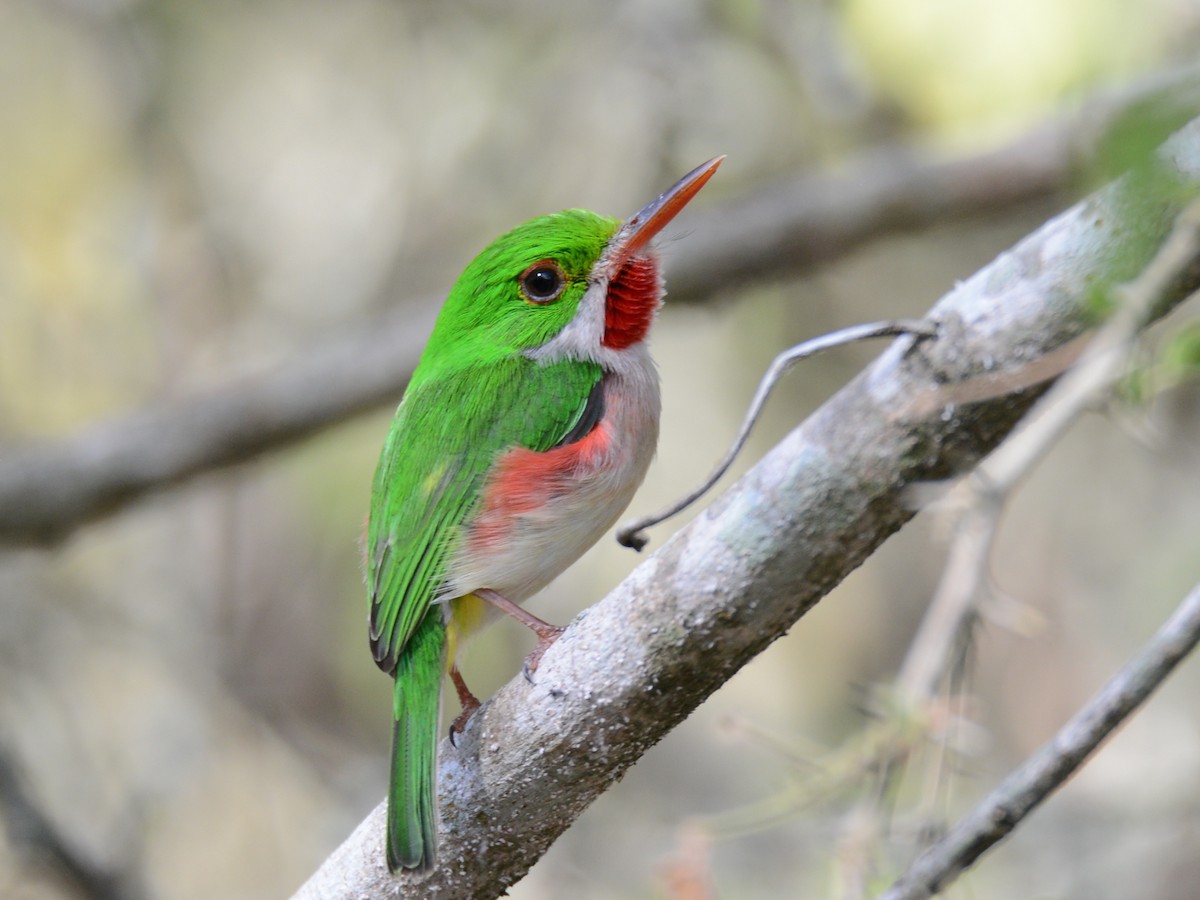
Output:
[{"xmin": 441, "ymin": 349, "xmax": 660, "ymax": 605}]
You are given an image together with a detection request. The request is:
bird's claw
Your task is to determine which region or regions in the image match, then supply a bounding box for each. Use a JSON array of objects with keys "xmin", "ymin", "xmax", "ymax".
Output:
[
  {"xmin": 448, "ymin": 696, "xmax": 481, "ymax": 748},
  {"xmin": 521, "ymin": 625, "xmax": 566, "ymax": 684}
]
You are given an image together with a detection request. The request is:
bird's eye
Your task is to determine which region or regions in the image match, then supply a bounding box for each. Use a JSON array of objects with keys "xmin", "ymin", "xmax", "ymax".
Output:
[{"xmin": 519, "ymin": 261, "xmax": 567, "ymax": 304}]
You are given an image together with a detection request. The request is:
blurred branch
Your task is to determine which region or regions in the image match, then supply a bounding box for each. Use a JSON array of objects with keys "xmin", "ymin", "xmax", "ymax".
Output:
[
  {"xmin": 899, "ymin": 198, "xmax": 1200, "ymax": 706},
  {"xmin": 881, "ymin": 580, "xmax": 1200, "ymax": 900},
  {"xmin": 0, "ymin": 304, "xmax": 435, "ymax": 546},
  {"xmin": 5, "ymin": 64, "xmax": 1200, "ymax": 547},
  {"xmin": 830, "ymin": 195, "xmax": 1200, "ymax": 900},
  {"xmin": 0, "ymin": 747, "xmax": 146, "ymax": 900},
  {"xmin": 291, "ymin": 116, "xmax": 1200, "ymax": 900},
  {"xmin": 666, "ymin": 61, "xmax": 1200, "ymax": 303}
]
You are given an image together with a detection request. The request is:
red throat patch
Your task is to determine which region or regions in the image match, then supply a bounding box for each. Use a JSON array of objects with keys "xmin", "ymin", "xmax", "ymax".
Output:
[{"xmin": 603, "ymin": 256, "xmax": 660, "ymax": 350}]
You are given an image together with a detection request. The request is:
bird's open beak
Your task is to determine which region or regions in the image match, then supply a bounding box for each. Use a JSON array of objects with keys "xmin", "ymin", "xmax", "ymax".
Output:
[{"xmin": 605, "ymin": 156, "xmax": 724, "ymax": 269}]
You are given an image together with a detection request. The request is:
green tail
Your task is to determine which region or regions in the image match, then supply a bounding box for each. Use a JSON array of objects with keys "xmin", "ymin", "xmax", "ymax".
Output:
[{"xmin": 387, "ymin": 608, "xmax": 446, "ymax": 873}]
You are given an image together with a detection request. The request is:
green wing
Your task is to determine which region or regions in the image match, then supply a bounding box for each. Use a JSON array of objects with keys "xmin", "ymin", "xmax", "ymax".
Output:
[{"xmin": 368, "ymin": 355, "xmax": 603, "ymax": 674}]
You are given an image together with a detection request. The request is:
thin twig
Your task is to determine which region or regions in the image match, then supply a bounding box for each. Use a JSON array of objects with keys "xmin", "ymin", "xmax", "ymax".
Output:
[
  {"xmin": 895, "ymin": 500, "xmax": 997, "ymax": 704},
  {"xmin": 617, "ymin": 319, "xmax": 938, "ymax": 549},
  {"xmin": 882, "ymin": 581, "xmax": 1200, "ymax": 900}
]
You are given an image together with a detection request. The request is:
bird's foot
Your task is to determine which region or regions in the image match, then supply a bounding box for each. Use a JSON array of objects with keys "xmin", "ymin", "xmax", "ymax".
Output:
[
  {"xmin": 448, "ymin": 697, "xmax": 481, "ymax": 748},
  {"xmin": 448, "ymin": 664, "xmax": 481, "ymax": 748},
  {"xmin": 475, "ymin": 588, "xmax": 566, "ymax": 684},
  {"xmin": 521, "ymin": 624, "xmax": 566, "ymax": 684}
]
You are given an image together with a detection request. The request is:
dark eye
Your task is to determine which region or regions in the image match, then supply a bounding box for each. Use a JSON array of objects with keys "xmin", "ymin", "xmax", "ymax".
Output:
[{"xmin": 519, "ymin": 261, "xmax": 567, "ymax": 303}]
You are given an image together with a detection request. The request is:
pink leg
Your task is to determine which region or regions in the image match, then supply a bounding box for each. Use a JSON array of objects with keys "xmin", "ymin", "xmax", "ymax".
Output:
[
  {"xmin": 475, "ymin": 588, "xmax": 566, "ymax": 682},
  {"xmin": 448, "ymin": 664, "xmax": 481, "ymax": 747}
]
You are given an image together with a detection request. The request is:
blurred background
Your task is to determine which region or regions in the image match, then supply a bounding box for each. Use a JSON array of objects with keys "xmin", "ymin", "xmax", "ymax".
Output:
[{"xmin": 1, "ymin": 1, "xmax": 1199, "ymax": 898}]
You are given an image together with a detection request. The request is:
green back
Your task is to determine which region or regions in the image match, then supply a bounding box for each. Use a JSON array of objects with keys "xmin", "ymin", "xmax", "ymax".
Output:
[{"xmin": 368, "ymin": 209, "xmax": 618, "ymax": 672}]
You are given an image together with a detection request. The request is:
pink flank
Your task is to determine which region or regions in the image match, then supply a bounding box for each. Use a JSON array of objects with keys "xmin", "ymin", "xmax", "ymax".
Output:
[{"xmin": 467, "ymin": 420, "xmax": 613, "ymax": 553}]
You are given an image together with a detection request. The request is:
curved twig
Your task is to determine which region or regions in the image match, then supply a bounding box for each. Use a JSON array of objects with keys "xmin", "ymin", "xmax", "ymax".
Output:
[{"xmin": 616, "ymin": 319, "xmax": 939, "ymax": 550}]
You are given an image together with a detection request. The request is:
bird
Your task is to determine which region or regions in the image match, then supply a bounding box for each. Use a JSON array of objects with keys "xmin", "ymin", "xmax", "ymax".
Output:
[{"xmin": 367, "ymin": 156, "xmax": 723, "ymax": 873}]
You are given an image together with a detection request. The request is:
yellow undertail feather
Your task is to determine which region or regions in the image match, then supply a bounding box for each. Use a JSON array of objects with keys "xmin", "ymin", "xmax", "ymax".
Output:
[{"xmin": 445, "ymin": 592, "xmax": 489, "ymax": 669}]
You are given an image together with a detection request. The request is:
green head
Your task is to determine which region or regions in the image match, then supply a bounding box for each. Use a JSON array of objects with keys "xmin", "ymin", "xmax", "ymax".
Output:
[
  {"xmin": 414, "ymin": 157, "xmax": 724, "ymax": 378},
  {"xmin": 420, "ymin": 209, "xmax": 618, "ymax": 370}
]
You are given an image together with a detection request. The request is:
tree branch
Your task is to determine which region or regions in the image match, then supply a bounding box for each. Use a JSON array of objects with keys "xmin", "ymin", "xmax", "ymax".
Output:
[
  {"xmin": 0, "ymin": 747, "xmax": 147, "ymax": 900},
  {"xmin": 5, "ymin": 65, "xmax": 1200, "ymax": 547},
  {"xmin": 881, "ymin": 580, "xmax": 1200, "ymax": 900},
  {"xmin": 824, "ymin": 195, "xmax": 1200, "ymax": 898},
  {"xmin": 898, "ymin": 197, "xmax": 1200, "ymax": 706},
  {"xmin": 290, "ymin": 116, "xmax": 1200, "ymax": 899},
  {"xmin": 666, "ymin": 62, "xmax": 1200, "ymax": 303}
]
